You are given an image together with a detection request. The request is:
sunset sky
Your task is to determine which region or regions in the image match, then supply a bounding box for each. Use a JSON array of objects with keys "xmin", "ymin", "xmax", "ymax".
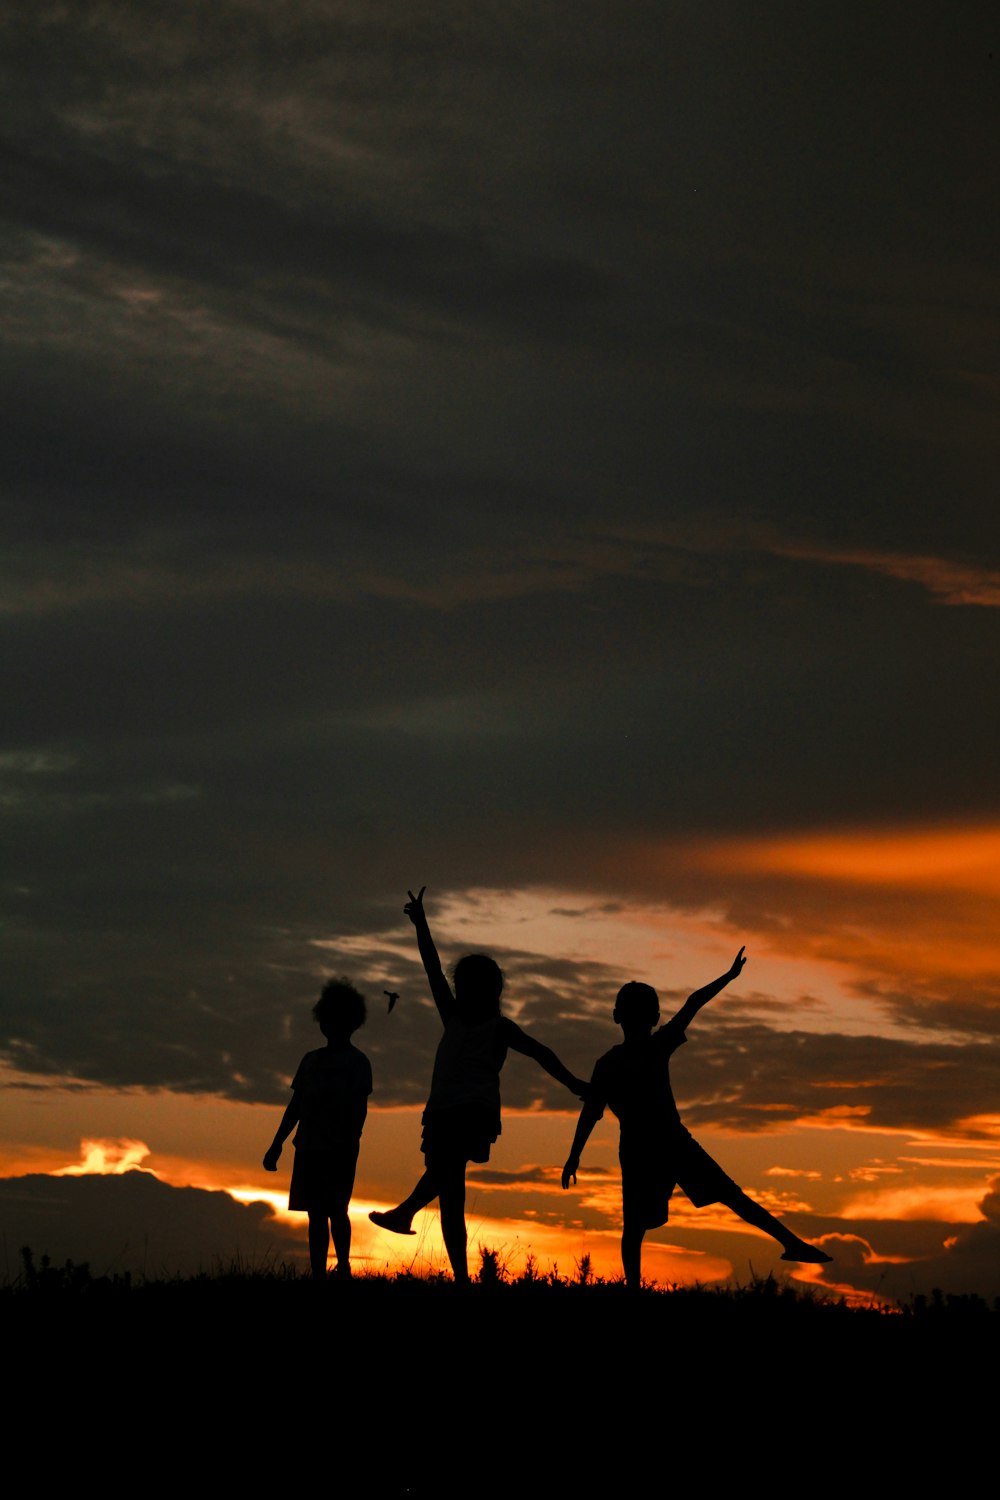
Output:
[{"xmin": 3, "ymin": 3, "xmax": 999, "ymax": 1300}]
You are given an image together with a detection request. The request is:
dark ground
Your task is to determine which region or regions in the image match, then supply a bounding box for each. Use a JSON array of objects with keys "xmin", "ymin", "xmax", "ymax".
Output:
[{"xmin": 8, "ymin": 1261, "xmax": 993, "ymax": 1492}]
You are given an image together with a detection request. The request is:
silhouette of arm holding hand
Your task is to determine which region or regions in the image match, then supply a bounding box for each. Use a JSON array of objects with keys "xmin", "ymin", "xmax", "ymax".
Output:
[
  {"xmin": 404, "ymin": 885, "xmax": 455, "ymax": 1023},
  {"xmin": 504, "ymin": 1021, "xmax": 588, "ymax": 1100}
]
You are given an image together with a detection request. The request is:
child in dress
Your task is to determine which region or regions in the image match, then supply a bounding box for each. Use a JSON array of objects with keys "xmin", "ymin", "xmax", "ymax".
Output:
[
  {"xmin": 370, "ymin": 887, "xmax": 587, "ymax": 1284},
  {"xmin": 562, "ymin": 948, "xmax": 831, "ymax": 1288},
  {"xmin": 264, "ymin": 979, "xmax": 372, "ymax": 1279}
]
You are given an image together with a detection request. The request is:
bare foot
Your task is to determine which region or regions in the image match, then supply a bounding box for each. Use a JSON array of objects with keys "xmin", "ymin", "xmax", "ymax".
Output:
[
  {"xmin": 369, "ymin": 1209, "xmax": 416, "ymax": 1236},
  {"xmin": 780, "ymin": 1239, "xmax": 832, "ymax": 1264}
]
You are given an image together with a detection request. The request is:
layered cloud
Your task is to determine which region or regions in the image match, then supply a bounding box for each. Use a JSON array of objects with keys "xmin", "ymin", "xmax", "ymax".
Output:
[
  {"xmin": 0, "ymin": 1167, "xmax": 299, "ymax": 1279},
  {"xmin": 1, "ymin": 0, "xmax": 998, "ymax": 1270},
  {"xmin": 797, "ymin": 1176, "xmax": 1000, "ymax": 1302}
]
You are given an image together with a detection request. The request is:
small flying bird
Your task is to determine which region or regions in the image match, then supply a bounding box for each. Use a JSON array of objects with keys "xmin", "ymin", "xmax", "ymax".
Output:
[{"xmin": 385, "ymin": 990, "xmax": 399, "ymax": 1014}]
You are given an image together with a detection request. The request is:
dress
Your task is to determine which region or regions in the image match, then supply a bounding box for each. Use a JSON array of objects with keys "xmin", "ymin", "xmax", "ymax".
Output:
[
  {"xmin": 420, "ymin": 1014, "xmax": 517, "ymax": 1165},
  {"xmin": 588, "ymin": 1016, "xmax": 739, "ymax": 1229},
  {"xmin": 287, "ymin": 1043, "xmax": 373, "ymax": 1212}
]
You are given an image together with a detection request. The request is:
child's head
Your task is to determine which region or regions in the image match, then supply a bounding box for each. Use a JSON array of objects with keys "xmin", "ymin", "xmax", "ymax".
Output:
[
  {"xmin": 452, "ymin": 953, "xmax": 504, "ymax": 1019},
  {"xmin": 313, "ymin": 978, "xmax": 366, "ymax": 1039},
  {"xmin": 613, "ymin": 980, "xmax": 660, "ymax": 1031}
]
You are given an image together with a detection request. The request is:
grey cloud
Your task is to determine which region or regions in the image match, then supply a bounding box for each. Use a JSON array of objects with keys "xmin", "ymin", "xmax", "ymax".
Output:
[
  {"xmin": 677, "ymin": 1023, "xmax": 1000, "ymax": 1136},
  {"xmin": 908, "ymin": 1179, "xmax": 1000, "ymax": 1299},
  {"xmin": 0, "ymin": 1168, "xmax": 301, "ymax": 1278},
  {"xmin": 547, "ymin": 902, "xmax": 625, "ymax": 919},
  {"xmin": 2, "ymin": 655, "xmax": 997, "ymax": 1102},
  {"xmin": 5, "ymin": 131, "xmax": 611, "ymax": 351},
  {"xmin": 9, "ymin": 878, "xmax": 1000, "ymax": 1135},
  {"xmin": 797, "ymin": 1183, "xmax": 1000, "ymax": 1303},
  {"xmin": 770, "ymin": 544, "xmax": 1000, "ymax": 610},
  {"xmin": 2, "ymin": 3, "xmax": 998, "ymax": 1118},
  {"xmin": 467, "ymin": 1166, "xmax": 558, "ymax": 1187}
]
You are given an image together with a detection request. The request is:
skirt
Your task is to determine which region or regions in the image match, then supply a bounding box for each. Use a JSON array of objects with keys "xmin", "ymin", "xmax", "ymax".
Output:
[{"xmin": 421, "ymin": 1102, "xmax": 501, "ymax": 1166}]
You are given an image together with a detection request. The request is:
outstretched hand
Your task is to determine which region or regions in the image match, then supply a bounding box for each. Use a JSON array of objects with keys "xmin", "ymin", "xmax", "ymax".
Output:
[
  {"xmin": 263, "ymin": 1146, "xmax": 280, "ymax": 1172},
  {"xmin": 728, "ymin": 946, "xmax": 747, "ymax": 980},
  {"xmin": 561, "ymin": 1158, "xmax": 578, "ymax": 1190},
  {"xmin": 403, "ymin": 886, "xmax": 426, "ymax": 925}
]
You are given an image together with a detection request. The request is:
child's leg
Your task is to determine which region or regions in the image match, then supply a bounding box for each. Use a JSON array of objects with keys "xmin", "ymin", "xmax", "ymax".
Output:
[
  {"xmin": 619, "ymin": 1155, "xmax": 665, "ymax": 1290},
  {"xmin": 307, "ymin": 1211, "xmax": 330, "ymax": 1279},
  {"xmin": 679, "ymin": 1135, "xmax": 832, "ymax": 1264},
  {"xmin": 621, "ymin": 1217, "xmax": 645, "ymax": 1291},
  {"xmin": 435, "ymin": 1157, "xmax": 470, "ymax": 1285},
  {"xmin": 370, "ymin": 1170, "xmax": 438, "ymax": 1233},
  {"xmin": 330, "ymin": 1202, "xmax": 352, "ymax": 1277},
  {"xmin": 719, "ymin": 1187, "xmax": 831, "ymax": 1262}
]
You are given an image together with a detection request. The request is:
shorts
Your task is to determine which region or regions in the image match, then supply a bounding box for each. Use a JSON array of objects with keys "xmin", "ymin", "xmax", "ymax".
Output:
[
  {"xmin": 421, "ymin": 1103, "xmax": 500, "ymax": 1167},
  {"xmin": 620, "ymin": 1128, "xmax": 740, "ymax": 1230},
  {"xmin": 288, "ymin": 1142, "xmax": 360, "ymax": 1214}
]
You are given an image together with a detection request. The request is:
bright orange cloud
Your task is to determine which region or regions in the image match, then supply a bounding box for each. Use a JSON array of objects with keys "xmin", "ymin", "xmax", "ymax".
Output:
[
  {"xmin": 54, "ymin": 1138, "xmax": 153, "ymax": 1176},
  {"xmin": 839, "ymin": 1183, "xmax": 988, "ymax": 1223},
  {"xmin": 622, "ymin": 821, "xmax": 1000, "ymax": 996},
  {"xmin": 696, "ymin": 824, "xmax": 1000, "ymax": 897}
]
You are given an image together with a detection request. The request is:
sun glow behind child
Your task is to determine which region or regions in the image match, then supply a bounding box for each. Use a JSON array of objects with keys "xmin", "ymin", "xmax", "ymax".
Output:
[{"xmin": 5, "ymin": 834, "xmax": 1000, "ymax": 1299}]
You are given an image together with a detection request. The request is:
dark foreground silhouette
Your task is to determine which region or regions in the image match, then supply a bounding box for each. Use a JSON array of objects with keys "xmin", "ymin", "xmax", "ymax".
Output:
[
  {"xmin": 563, "ymin": 949, "xmax": 831, "ymax": 1286},
  {"xmin": 369, "ymin": 887, "xmax": 586, "ymax": 1282},
  {"xmin": 263, "ymin": 979, "xmax": 371, "ymax": 1278},
  {"xmin": 7, "ymin": 1256, "xmax": 990, "ymax": 1496}
]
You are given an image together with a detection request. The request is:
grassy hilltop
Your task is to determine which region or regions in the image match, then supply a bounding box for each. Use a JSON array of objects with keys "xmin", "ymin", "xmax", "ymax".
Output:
[{"xmin": 7, "ymin": 1248, "xmax": 993, "ymax": 1492}]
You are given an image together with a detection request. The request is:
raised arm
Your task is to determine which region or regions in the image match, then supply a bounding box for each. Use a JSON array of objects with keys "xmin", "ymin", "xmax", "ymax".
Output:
[
  {"xmin": 670, "ymin": 947, "xmax": 746, "ymax": 1032},
  {"xmin": 503, "ymin": 1019, "xmax": 588, "ymax": 1098},
  {"xmin": 404, "ymin": 886, "xmax": 455, "ymax": 1023}
]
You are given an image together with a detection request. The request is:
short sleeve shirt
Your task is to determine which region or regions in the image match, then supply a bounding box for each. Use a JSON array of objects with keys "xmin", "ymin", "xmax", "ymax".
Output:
[
  {"xmin": 291, "ymin": 1044, "xmax": 373, "ymax": 1151},
  {"xmin": 589, "ymin": 1016, "xmax": 688, "ymax": 1152}
]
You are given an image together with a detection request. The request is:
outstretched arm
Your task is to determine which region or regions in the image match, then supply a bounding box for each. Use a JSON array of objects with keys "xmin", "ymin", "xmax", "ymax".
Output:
[
  {"xmin": 263, "ymin": 1093, "xmax": 300, "ymax": 1171},
  {"xmin": 561, "ymin": 1093, "xmax": 604, "ymax": 1189},
  {"xmin": 670, "ymin": 947, "xmax": 746, "ymax": 1032},
  {"xmin": 404, "ymin": 886, "xmax": 455, "ymax": 1023},
  {"xmin": 504, "ymin": 1020, "xmax": 588, "ymax": 1098}
]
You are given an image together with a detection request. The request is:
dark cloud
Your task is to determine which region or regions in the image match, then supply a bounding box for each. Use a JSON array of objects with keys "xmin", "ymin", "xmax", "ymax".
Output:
[
  {"xmin": 1, "ymin": 2, "xmax": 998, "ymax": 1116},
  {"xmin": 677, "ymin": 1023, "xmax": 1000, "ymax": 1137},
  {"xmin": 467, "ymin": 1165, "xmax": 558, "ymax": 1187},
  {"xmin": 796, "ymin": 1180, "xmax": 1000, "ymax": 1302},
  {"xmin": 0, "ymin": 1168, "xmax": 300, "ymax": 1277},
  {"xmin": 5, "ymin": 849, "xmax": 1000, "ymax": 1124},
  {"xmin": 912, "ymin": 1178, "xmax": 1000, "ymax": 1298}
]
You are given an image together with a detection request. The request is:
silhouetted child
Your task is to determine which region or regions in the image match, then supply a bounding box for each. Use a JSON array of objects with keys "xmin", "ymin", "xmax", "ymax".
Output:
[
  {"xmin": 369, "ymin": 886, "xmax": 587, "ymax": 1285},
  {"xmin": 264, "ymin": 979, "xmax": 372, "ymax": 1280},
  {"xmin": 562, "ymin": 948, "xmax": 831, "ymax": 1288}
]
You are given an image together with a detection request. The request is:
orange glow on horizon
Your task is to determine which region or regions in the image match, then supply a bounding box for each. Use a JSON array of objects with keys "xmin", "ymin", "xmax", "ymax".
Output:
[{"xmin": 227, "ymin": 1184, "xmax": 737, "ymax": 1285}]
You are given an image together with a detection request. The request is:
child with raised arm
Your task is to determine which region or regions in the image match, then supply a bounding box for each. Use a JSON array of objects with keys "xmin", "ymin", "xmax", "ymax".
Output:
[
  {"xmin": 264, "ymin": 979, "xmax": 372, "ymax": 1281},
  {"xmin": 562, "ymin": 948, "xmax": 831, "ymax": 1289},
  {"xmin": 370, "ymin": 886, "xmax": 587, "ymax": 1285}
]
